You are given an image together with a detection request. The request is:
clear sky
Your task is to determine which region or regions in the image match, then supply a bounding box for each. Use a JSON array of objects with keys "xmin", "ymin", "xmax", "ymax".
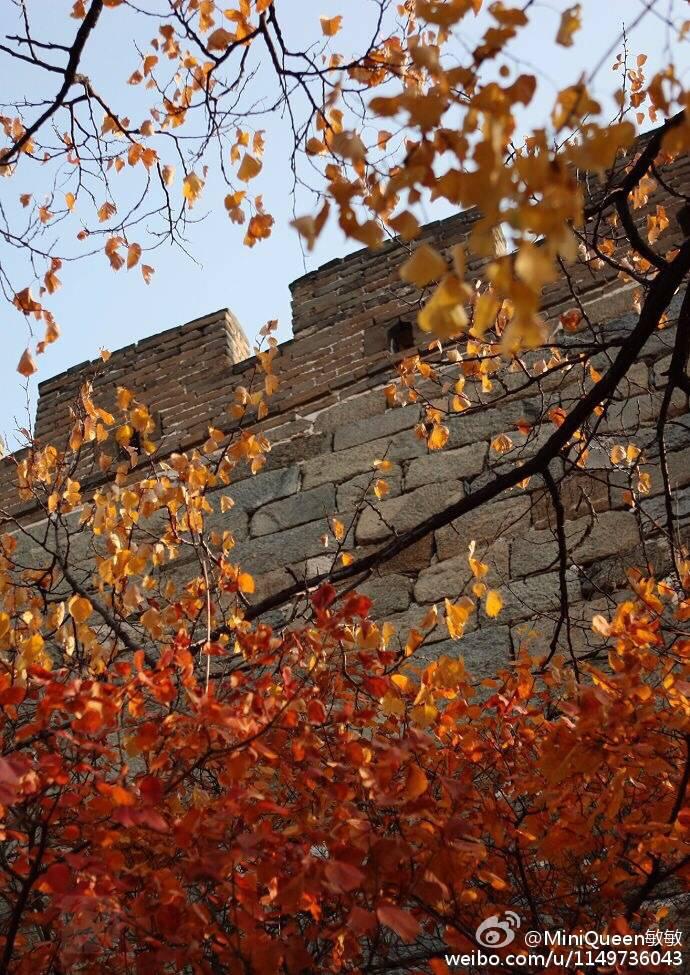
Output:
[{"xmin": 0, "ymin": 0, "xmax": 685, "ymax": 449}]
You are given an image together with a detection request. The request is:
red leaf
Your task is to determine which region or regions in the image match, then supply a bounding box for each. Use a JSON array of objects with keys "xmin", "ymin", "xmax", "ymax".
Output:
[
  {"xmin": 41, "ymin": 863, "xmax": 72, "ymax": 894},
  {"xmin": 324, "ymin": 860, "xmax": 365, "ymax": 892},
  {"xmin": 376, "ymin": 904, "xmax": 421, "ymax": 942},
  {"xmin": 311, "ymin": 583, "xmax": 336, "ymax": 612}
]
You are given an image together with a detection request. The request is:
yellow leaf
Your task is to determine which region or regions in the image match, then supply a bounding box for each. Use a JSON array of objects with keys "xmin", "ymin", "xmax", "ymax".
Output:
[
  {"xmin": 320, "ymin": 15, "xmax": 342, "ymax": 36},
  {"xmin": 382, "ymin": 691, "xmax": 405, "ymax": 716},
  {"xmin": 332, "ymin": 518, "xmax": 346, "ymax": 542},
  {"xmin": 556, "ymin": 4, "xmax": 582, "ymax": 47},
  {"xmin": 610, "ymin": 444, "xmax": 626, "ymax": 465},
  {"xmin": 400, "ymin": 243, "xmax": 447, "ymax": 287},
  {"xmin": 418, "ymin": 275, "xmax": 469, "ymax": 338},
  {"xmin": 427, "ymin": 425, "xmax": 449, "ymax": 450},
  {"xmin": 491, "ymin": 433, "xmax": 513, "ymax": 454},
  {"xmin": 515, "ymin": 241, "xmax": 556, "ymax": 290},
  {"xmin": 374, "ymin": 479, "xmax": 389, "ymax": 499},
  {"xmin": 471, "ymin": 292, "xmax": 500, "ymax": 337},
  {"xmin": 161, "ymin": 164, "xmax": 175, "ymax": 186},
  {"xmin": 389, "ymin": 211, "xmax": 420, "ymax": 241},
  {"xmin": 237, "ymin": 153, "xmax": 262, "ymax": 182},
  {"xmin": 306, "ymin": 137, "xmax": 326, "ymax": 155},
  {"xmin": 410, "ymin": 703, "xmax": 437, "ymax": 727},
  {"xmin": 444, "ymin": 597, "xmax": 474, "ymax": 639},
  {"xmin": 65, "ymin": 192, "xmax": 76, "ymax": 211},
  {"xmin": 340, "ymin": 552, "xmax": 354, "ymax": 566},
  {"xmin": 140, "ymin": 606, "xmax": 162, "ymax": 637},
  {"xmin": 182, "ymin": 171, "xmax": 204, "ymax": 207},
  {"xmin": 485, "ymin": 590, "xmax": 503, "ymax": 618},
  {"xmin": 220, "ymin": 496, "xmax": 235, "ymax": 512},
  {"xmin": 68, "ymin": 595, "xmax": 93, "ymax": 624},
  {"xmin": 329, "ymin": 130, "xmax": 367, "ymax": 162},
  {"xmin": 98, "ymin": 201, "xmax": 116, "ymax": 223}
]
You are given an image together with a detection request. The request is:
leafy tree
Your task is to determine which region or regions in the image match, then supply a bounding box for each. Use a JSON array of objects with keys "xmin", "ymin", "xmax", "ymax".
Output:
[{"xmin": 1, "ymin": 1, "xmax": 690, "ymax": 972}]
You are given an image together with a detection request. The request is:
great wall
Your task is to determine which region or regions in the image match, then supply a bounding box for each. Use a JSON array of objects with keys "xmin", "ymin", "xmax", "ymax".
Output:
[{"xmin": 2, "ymin": 143, "xmax": 689, "ymax": 675}]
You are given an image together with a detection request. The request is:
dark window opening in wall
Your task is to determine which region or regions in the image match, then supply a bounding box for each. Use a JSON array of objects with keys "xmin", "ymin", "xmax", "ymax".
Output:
[{"xmin": 387, "ymin": 320, "xmax": 415, "ymax": 354}]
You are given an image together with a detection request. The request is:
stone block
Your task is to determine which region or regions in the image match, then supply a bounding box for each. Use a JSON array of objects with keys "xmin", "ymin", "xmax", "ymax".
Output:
[
  {"xmin": 219, "ymin": 466, "xmax": 300, "ymax": 513},
  {"xmin": 359, "ymin": 535, "xmax": 434, "ymax": 576},
  {"xmin": 333, "ymin": 404, "xmax": 419, "ymax": 451},
  {"xmin": 313, "ymin": 389, "xmax": 388, "ymax": 433},
  {"xmin": 414, "ymin": 539, "xmax": 510, "ymax": 604},
  {"xmin": 301, "ymin": 429, "xmax": 426, "ymax": 490},
  {"xmin": 511, "ymin": 509, "xmax": 640, "ymax": 577},
  {"xmin": 531, "ymin": 471, "xmax": 610, "ymax": 529},
  {"xmin": 356, "ymin": 482, "xmax": 464, "ymax": 545},
  {"xmin": 446, "ymin": 400, "xmax": 526, "ymax": 448},
  {"xmin": 435, "ymin": 494, "xmax": 531, "ymax": 561},
  {"xmin": 232, "ymin": 520, "xmax": 329, "ymax": 574},
  {"xmin": 490, "ymin": 569, "xmax": 581, "ymax": 624},
  {"xmin": 404, "ymin": 442, "xmax": 487, "ymax": 491},
  {"xmin": 250, "ymin": 484, "xmax": 335, "ymax": 536},
  {"xmin": 511, "ymin": 596, "xmax": 621, "ymax": 662},
  {"xmin": 264, "ymin": 432, "xmax": 333, "ymax": 471},
  {"xmin": 360, "ymin": 574, "xmax": 413, "ymax": 616},
  {"xmin": 336, "ymin": 471, "xmax": 403, "ymax": 511}
]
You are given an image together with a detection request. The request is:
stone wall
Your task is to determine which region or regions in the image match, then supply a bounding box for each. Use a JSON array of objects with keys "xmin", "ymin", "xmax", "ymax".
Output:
[{"xmin": 2, "ymin": 146, "xmax": 689, "ymax": 677}]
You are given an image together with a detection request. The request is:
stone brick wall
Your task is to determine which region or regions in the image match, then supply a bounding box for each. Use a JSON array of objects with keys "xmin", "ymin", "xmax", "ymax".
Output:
[{"xmin": 2, "ymin": 147, "xmax": 689, "ymax": 677}]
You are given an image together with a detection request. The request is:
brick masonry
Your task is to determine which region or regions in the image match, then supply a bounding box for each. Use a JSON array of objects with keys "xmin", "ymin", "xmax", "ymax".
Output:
[{"xmin": 2, "ymin": 148, "xmax": 690, "ymax": 677}]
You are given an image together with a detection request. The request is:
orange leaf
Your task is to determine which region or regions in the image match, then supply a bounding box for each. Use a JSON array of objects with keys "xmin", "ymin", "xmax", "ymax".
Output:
[
  {"xmin": 485, "ymin": 590, "xmax": 503, "ymax": 618},
  {"xmin": 320, "ymin": 15, "xmax": 342, "ymax": 36},
  {"xmin": 405, "ymin": 764, "xmax": 429, "ymax": 799},
  {"xmin": 17, "ymin": 348, "xmax": 37, "ymax": 377},
  {"xmin": 127, "ymin": 243, "xmax": 142, "ymax": 269}
]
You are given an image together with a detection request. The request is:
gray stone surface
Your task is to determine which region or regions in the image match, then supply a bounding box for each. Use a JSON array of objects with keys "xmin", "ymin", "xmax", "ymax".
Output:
[
  {"xmin": 360, "ymin": 574, "xmax": 413, "ymax": 616},
  {"xmin": 232, "ymin": 519, "xmax": 329, "ymax": 573},
  {"xmin": 217, "ymin": 466, "xmax": 300, "ymax": 513},
  {"xmin": 414, "ymin": 539, "xmax": 510, "ymax": 604},
  {"xmin": 435, "ymin": 494, "xmax": 531, "ymax": 560},
  {"xmin": 301, "ymin": 429, "xmax": 426, "ymax": 489},
  {"xmin": 250, "ymin": 484, "xmax": 335, "ymax": 536},
  {"xmin": 509, "ymin": 510, "xmax": 639, "ymax": 577},
  {"xmin": 336, "ymin": 471, "xmax": 403, "ymax": 511},
  {"xmin": 313, "ymin": 389, "xmax": 388, "ymax": 433},
  {"xmin": 404, "ymin": 443, "xmax": 487, "ymax": 490},
  {"xmin": 333, "ymin": 404, "xmax": 419, "ymax": 451},
  {"xmin": 491, "ymin": 569, "xmax": 581, "ymax": 624},
  {"xmin": 264, "ymin": 432, "xmax": 333, "ymax": 471},
  {"xmin": 446, "ymin": 400, "xmax": 526, "ymax": 448},
  {"xmin": 356, "ymin": 482, "xmax": 464, "ymax": 544}
]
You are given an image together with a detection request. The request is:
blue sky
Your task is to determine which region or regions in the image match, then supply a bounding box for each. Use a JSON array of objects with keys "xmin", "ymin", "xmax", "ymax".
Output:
[{"xmin": 0, "ymin": 0, "xmax": 684, "ymax": 449}]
